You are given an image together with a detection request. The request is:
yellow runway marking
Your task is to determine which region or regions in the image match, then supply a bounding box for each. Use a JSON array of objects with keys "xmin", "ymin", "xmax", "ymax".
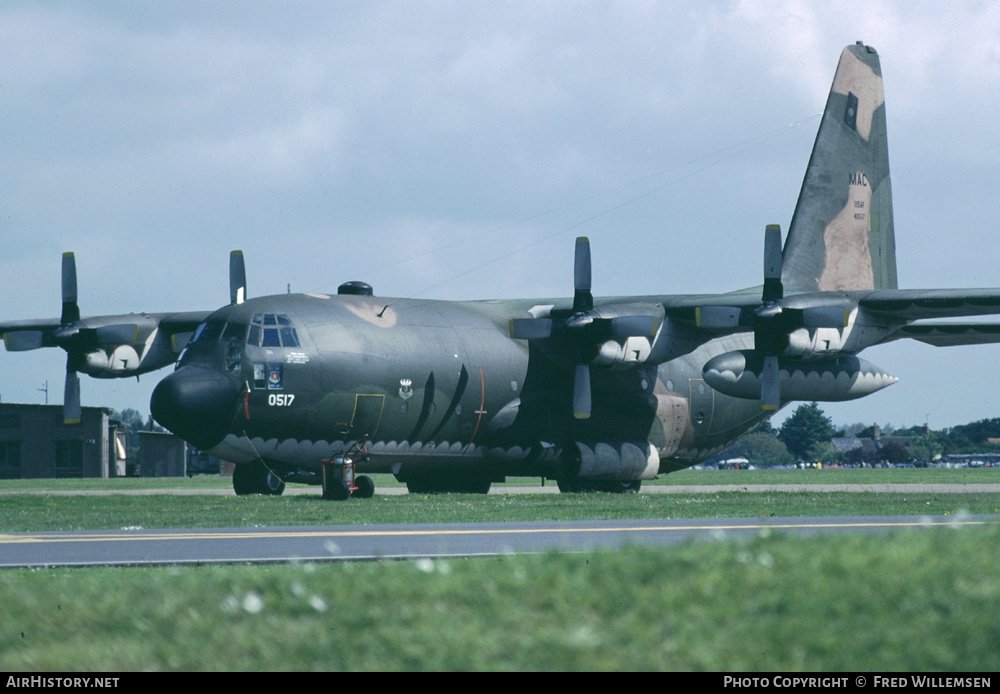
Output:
[{"xmin": 1, "ymin": 518, "xmax": 994, "ymax": 545}]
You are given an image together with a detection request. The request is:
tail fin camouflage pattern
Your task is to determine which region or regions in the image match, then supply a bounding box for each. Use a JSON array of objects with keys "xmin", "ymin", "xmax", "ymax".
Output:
[{"xmin": 782, "ymin": 42, "xmax": 897, "ymax": 293}]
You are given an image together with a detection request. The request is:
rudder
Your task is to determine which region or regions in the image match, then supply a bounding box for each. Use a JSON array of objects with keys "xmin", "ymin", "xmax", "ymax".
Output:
[{"xmin": 782, "ymin": 42, "xmax": 897, "ymax": 293}]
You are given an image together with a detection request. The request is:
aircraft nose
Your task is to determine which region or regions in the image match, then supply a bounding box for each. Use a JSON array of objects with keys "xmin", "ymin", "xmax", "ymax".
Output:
[{"xmin": 151, "ymin": 366, "xmax": 240, "ymax": 450}]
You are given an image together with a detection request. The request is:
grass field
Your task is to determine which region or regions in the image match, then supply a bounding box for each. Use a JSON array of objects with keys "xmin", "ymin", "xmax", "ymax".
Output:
[
  {"xmin": 2, "ymin": 526, "xmax": 998, "ymax": 671},
  {"xmin": 1, "ymin": 490, "xmax": 999, "ymax": 532},
  {"xmin": 2, "ymin": 464, "xmax": 998, "ymax": 492},
  {"xmin": 2, "ymin": 468, "xmax": 998, "ymax": 671},
  {"xmin": 1, "ymin": 467, "xmax": 999, "ymax": 531}
]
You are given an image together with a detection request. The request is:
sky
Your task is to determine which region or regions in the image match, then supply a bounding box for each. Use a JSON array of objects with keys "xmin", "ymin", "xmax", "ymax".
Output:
[{"xmin": 2, "ymin": 1, "xmax": 1000, "ymax": 432}]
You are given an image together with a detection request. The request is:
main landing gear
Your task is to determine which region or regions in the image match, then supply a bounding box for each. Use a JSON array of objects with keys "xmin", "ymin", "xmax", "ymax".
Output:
[
  {"xmin": 556, "ymin": 479, "xmax": 642, "ymax": 494},
  {"xmin": 233, "ymin": 460, "xmax": 286, "ymax": 496}
]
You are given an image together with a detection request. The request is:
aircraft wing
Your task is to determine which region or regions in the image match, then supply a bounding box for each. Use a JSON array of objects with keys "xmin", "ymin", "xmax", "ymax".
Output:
[
  {"xmin": 664, "ymin": 288, "xmax": 1000, "ymax": 332},
  {"xmin": 0, "ymin": 311, "xmax": 211, "ymax": 353},
  {"xmin": 858, "ymin": 289, "xmax": 1000, "ymax": 346},
  {"xmin": 0, "ymin": 318, "xmax": 61, "ymax": 351},
  {"xmin": 158, "ymin": 311, "xmax": 213, "ymax": 347},
  {"xmin": 661, "ymin": 290, "xmax": 765, "ymax": 331},
  {"xmin": 879, "ymin": 320, "xmax": 1000, "ymax": 347},
  {"xmin": 857, "ymin": 289, "xmax": 1000, "ymax": 320}
]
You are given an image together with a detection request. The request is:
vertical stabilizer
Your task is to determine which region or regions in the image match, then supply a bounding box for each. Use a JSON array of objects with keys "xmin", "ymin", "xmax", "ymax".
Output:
[{"xmin": 782, "ymin": 43, "xmax": 897, "ymax": 292}]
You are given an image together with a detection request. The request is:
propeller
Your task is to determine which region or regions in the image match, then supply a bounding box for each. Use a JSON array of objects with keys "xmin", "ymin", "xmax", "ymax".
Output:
[
  {"xmin": 3, "ymin": 251, "xmax": 247, "ymax": 424},
  {"xmin": 58, "ymin": 252, "xmax": 84, "ymax": 423},
  {"xmin": 697, "ymin": 225, "xmax": 850, "ymax": 410},
  {"xmin": 44, "ymin": 253, "xmax": 138, "ymax": 423},
  {"xmin": 510, "ymin": 237, "xmax": 656, "ymax": 419},
  {"xmin": 230, "ymin": 250, "xmax": 247, "ymax": 305},
  {"xmin": 757, "ymin": 225, "xmax": 788, "ymax": 411}
]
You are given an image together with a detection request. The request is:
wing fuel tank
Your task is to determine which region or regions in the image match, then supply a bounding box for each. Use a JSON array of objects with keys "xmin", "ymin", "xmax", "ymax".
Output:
[{"xmin": 703, "ymin": 350, "xmax": 898, "ymax": 402}]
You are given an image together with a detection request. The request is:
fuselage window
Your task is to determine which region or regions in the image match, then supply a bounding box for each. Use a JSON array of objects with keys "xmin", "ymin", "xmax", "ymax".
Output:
[
  {"xmin": 253, "ymin": 363, "xmax": 267, "ymax": 389},
  {"xmin": 226, "ymin": 342, "xmax": 243, "ymax": 372}
]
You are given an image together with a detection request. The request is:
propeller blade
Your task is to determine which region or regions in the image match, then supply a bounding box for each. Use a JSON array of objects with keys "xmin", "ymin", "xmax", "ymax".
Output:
[
  {"xmin": 510, "ymin": 318, "xmax": 553, "ymax": 340},
  {"xmin": 760, "ymin": 355, "xmax": 781, "ymax": 411},
  {"xmin": 695, "ymin": 306, "xmax": 742, "ymax": 329},
  {"xmin": 573, "ymin": 363, "xmax": 591, "ymax": 420},
  {"xmin": 95, "ymin": 324, "xmax": 139, "ymax": 345},
  {"xmin": 573, "ymin": 237, "xmax": 593, "ymax": 312},
  {"xmin": 230, "ymin": 250, "xmax": 247, "ymax": 305},
  {"xmin": 61, "ymin": 252, "xmax": 80, "ymax": 324},
  {"xmin": 64, "ymin": 368, "xmax": 82, "ymax": 424},
  {"xmin": 610, "ymin": 315, "xmax": 656, "ymax": 337},
  {"xmin": 762, "ymin": 224, "xmax": 783, "ymax": 303},
  {"xmin": 3, "ymin": 331, "xmax": 45, "ymax": 351}
]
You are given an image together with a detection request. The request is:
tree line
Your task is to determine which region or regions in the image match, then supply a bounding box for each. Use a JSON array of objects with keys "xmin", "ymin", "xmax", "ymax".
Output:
[{"xmin": 715, "ymin": 402, "xmax": 1000, "ymax": 467}]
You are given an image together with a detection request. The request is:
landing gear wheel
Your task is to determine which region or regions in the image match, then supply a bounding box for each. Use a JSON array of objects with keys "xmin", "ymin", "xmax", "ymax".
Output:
[
  {"xmin": 556, "ymin": 478, "xmax": 596, "ymax": 493},
  {"xmin": 598, "ymin": 480, "xmax": 641, "ymax": 494},
  {"xmin": 262, "ymin": 470, "xmax": 286, "ymax": 496},
  {"xmin": 233, "ymin": 461, "xmax": 286, "ymax": 496},
  {"xmin": 557, "ymin": 479, "xmax": 641, "ymax": 494},
  {"xmin": 354, "ymin": 475, "xmax": 376, "ymax": 499},
  {"xmin": 323, "ymin": 479, "xmax": 350, "ymax": 500},
  {"xmin": 233, "ymin": 464, "xmax": 255, "ymax": 496}
]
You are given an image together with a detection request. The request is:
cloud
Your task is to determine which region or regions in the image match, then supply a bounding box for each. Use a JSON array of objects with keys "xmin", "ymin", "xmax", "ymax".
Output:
[{"xmin": 1, "ymin": 1, "xmax": 999, "ymax": 428}]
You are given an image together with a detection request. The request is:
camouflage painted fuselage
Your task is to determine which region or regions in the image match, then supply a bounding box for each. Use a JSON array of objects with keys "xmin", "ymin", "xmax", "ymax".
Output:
[{"xmin": 166, "ymin": 291, "xmax": 767, "ymax": 482}]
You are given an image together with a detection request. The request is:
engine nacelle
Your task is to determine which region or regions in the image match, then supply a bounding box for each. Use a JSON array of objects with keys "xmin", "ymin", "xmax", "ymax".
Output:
[
  {"xmin": 572, "ymin": 441, "xmax": 660, "ymax": 480},
  {"xmin": 592, "ymin": 336, "xmax": 653, "ymax": 367},
  {"xmin": 703, "ymin": 350, "xmax": 898, "ymax": 402}
]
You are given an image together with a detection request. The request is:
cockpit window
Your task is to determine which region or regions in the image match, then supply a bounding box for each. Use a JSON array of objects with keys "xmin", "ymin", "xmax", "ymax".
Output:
[
  {"xmin": 262, "ymin": 328, "xmax": 281, "ymax": 347},
  {"xmin": 279, "ymin": 327, "xmax": 300, "ymax": 347},
  {"xmin": 222, "ymin": 322, "xmax": 248, "ymax": 342},
  {"xmin": 247, "ymin": 314, "xmax": 299, "ymax": 348}
]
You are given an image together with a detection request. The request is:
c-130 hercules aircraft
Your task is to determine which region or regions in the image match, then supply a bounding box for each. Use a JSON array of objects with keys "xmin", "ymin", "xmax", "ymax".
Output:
[{"xmin": 6, "ymin": 43, "xmax": 1000, "ymax": 497}]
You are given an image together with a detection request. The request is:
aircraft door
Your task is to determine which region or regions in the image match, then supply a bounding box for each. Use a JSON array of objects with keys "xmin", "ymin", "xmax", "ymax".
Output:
[{"xmin": 349, "ymin": 394, "xmax": 385, "ymax": 439}]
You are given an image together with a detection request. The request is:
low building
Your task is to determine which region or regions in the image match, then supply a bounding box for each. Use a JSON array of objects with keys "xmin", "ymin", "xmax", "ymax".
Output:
[
  {"xmin": 137, "ymin": 431, "xmax": 187, "ymax": 477},
  {"xmin": 0, "ymin": 403, "xmax": 127, "ymax": 479}
]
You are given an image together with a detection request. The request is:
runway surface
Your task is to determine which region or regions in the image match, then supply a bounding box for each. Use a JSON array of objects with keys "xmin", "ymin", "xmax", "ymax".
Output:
[
  {"xmin": 4, "ymin": 483, "xmax": 1000, "ymax": 496},
  {"xmin": 2, "ymin": 515, "xmax": 995, "ymax": 568}
]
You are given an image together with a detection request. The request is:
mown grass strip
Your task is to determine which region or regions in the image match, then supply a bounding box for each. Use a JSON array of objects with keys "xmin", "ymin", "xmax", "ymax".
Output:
[
  {"xmin": 2, "ymin": 465, "xmax": 998, "ymax": 494},
  {"xmin": 2, "ymin": 524, "xmax": 998, "ymax": 671},
  {"xmin": 2, "ymin": 491, "xmax": 998, "ymax": 532}
]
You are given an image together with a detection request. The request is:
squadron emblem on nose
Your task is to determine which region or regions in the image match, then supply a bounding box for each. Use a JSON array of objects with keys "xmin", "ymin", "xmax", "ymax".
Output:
[{"xmin": 399, "ymin": 378, "xmax": 413, "ymax": 400}]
